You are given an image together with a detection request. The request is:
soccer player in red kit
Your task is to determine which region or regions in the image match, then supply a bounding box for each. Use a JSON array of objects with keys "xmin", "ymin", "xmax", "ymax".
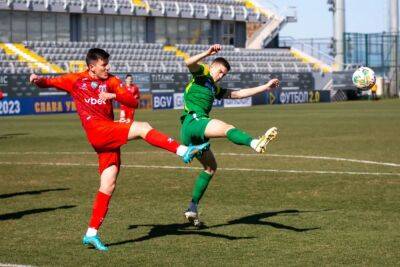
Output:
[
  {"xmin": 30, "ymin": 48, "xmax": 209, "ymax": 251},
  {"xmin": 119, "ymin": 74, "xmax": 139, "ymax": 123}
]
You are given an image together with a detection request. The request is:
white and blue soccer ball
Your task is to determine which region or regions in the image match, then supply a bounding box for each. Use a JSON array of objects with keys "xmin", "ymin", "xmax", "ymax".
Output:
[{"xmin": 352, "ymin": 67, "xmax": 376, "ymax": 90}]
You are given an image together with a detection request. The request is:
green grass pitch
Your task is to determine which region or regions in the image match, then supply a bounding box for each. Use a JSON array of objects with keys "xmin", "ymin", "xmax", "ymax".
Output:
[{"xmin": 0, "ymin": 100, "xmax": 399, "ymax": 265}]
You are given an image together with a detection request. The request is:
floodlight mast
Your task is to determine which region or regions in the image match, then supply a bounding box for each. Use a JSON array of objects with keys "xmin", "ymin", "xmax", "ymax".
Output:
[
  {"xmin": 328, "ymin": 0, "xmax": 345, "ymax": 70},
  {"xmin": 389, "ymin": 0, "xmax": 399, "ymax": 34}
]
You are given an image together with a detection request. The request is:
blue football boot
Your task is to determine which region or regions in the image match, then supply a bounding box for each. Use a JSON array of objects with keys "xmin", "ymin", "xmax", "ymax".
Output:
[
  {"xmin": 182, "ymin": 142, "xmax": 210, "ymax": 163},
  {"xmin": 82, "ymin": 235, "xmax": 108, "ymax": 251}
]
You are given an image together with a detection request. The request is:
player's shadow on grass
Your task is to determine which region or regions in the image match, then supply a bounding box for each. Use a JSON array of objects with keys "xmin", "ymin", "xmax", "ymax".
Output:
[
  {"xmin": 107, "ymin": 209, "xmax": 322, "ymax": 247},
  {"xmin": 0, "ymin": 205, "xmax": 76, "ymax": 221},
  {"xmin": 0, "ymin": 133, "xmax": 29, "ymax": 139},
  {"xmin": 0, "ymin": 188, "xmax": 69, "ymax": 199},
  {"xmin": 208, "ymin": 209, "xmax": 321, "ymax": 232},
  {"xmin": 107, "ymin": 222, "xmax": 254, "ymax": 247}
]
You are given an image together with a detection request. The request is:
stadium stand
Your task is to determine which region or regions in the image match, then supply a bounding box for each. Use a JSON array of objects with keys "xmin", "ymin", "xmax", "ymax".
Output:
[
  {"xmin": 18, "ymin": 41, "xmax": 314, "ymax": 73},
  {"xmin": 175, "ymin": 44, "xmax": 313, "ymax": 72},
  {"xmin": 0, "ymin": 47, "xmax": 25, "ymax": 74},
  {"xmin": 0, "ymin": 43, "xmax": 64, "ymax": 74},
  {"xmin": 0, "ymin": 0, "xmax": 321, "ymax": 74},
  {"xmin": 22, "ymin": 41, "xmax": 183, "ymax": 73},
  {"xmin": 0, "ymin": 0, "xmax": 270, "ymax": 22}
]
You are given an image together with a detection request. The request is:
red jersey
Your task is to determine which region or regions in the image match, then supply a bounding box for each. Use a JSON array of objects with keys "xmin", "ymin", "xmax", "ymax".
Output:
[
  {"xmin": 120, "ymin": 83, "xmax": 140, "ymax": 110},
  {"xmin": 35, "ymin": 71, "xmax": 138, "ymax": 129}
]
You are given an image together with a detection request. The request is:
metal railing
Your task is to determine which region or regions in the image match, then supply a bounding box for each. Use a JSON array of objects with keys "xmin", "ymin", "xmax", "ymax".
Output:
[
  {"xmin": 280, "ymin": 36, "xmax": 360, "ymax": 71},
  {"xmin": 280, "ymin": 37, "xmax": 335, "ymax": 65}
]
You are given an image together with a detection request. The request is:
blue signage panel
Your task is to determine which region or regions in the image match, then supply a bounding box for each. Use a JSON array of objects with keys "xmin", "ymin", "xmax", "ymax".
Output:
[
  {"xmin": 0, "ymin": 96, "xmax": 76, "ymax": 116},
  {"xmin": 152, "ymin": 93, "xmax": 174, "ymax": 110}
]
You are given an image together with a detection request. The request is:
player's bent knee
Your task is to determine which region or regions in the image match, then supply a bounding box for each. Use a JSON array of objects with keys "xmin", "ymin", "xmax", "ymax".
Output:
[
  {"xmin": 99, "ymin": 179, "xmax": 116, "ymax": 194},
  {"xmin": 205, "ymin": 169, "xmax": 217, "ymax": 175},
  {"xmin": 100, "ymin": 165, "xmax": 118, "ymax": 194},
  {"xmin": 99, "ymin": 185, "xmax": 115, "ymax": 195},
  {"xmin": 99, "ymin": 176, "xmax": 117, "ymax": 194},
  {"xmin": 129, "ymin": 121, "xmax": 153, "ymax": 139},
  {"xmin": 205, "ymin": 164, "xmax": 217, "ymax": 175},
  {"xmin": 139, "ymin": 122, "xmax": 153, "ymax": 138},
  {"xmin": 142, "ymin": 122, "xmax": 152, "ymax": 132},
  {"xmin": 225, "ymin": 124, "xmax": 235, "ymax": 133}
]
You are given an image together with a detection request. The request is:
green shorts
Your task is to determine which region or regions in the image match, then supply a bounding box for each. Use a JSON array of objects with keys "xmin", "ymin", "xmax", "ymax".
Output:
[{"xmin": 180, "ymin": 113, "xmax": 211, "ymax": 146}]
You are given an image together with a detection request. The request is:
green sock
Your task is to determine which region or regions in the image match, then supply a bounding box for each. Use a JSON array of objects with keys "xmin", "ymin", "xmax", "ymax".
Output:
[
  {"xmin": 226, "ymin": 128, "xmax": 253, "ymax": 146},
  {"xmin": 192, "ymin": 171, "xmax": 213, "ymax": 204}
]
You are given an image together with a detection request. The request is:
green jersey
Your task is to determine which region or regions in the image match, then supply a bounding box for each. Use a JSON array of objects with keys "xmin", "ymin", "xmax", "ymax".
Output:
[{"xmin": 182, "ymin": 64, "xmax": 226, "ymax": 118}]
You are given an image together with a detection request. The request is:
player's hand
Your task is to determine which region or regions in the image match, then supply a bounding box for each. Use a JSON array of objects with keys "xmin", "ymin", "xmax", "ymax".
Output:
[
  {"xmin": 99, "ymin": 92, "xmax": 116, "ymax": 101},
  {"xmin": 29, "ymin": 74, "xmax": 40, "ymax": 84},
  {"xmin": 266, "ymin": 79, "xmax": 280, "ymax": 90},
  {"xmin": 206, "ymin": 44, "xmax": 222, "ymax": 56}
]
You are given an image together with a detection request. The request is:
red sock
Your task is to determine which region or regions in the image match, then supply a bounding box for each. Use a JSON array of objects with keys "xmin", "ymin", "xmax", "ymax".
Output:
[
  {"xmin": 88, "ymin": 191, "xmax": 111, "ymax": 229},
  {"xmin": 144, "ymin": 129, "xmax": 180, "ymax": 153}
]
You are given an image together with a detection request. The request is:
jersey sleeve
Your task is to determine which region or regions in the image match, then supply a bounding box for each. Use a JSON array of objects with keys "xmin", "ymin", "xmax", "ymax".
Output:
[
  {"xmin": 191, "ymin": 63, "xmax": 210, "ymax": 78},
  {"xmin": 34, "ymin": 73, "xmax": 78, "ymax": 93},
  {"xmin": 215, "ymin": 85, "xmax": 227, "ymax": 100},
  {"xmin": 108, "ymin": 76, "xmax": 139, "ymax": 109}
]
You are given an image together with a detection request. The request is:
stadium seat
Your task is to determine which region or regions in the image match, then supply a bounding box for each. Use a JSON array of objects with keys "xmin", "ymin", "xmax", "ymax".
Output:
[{"xmin": 1, "ymin": 41, "xmax": 315, "ymax": 73}]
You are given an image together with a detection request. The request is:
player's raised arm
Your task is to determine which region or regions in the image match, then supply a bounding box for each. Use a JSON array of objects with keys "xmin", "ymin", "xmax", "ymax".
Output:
[
  {"xmin": 223, "ymin": 78, "xmax": 280, "ymax": 99},
  {"xmin": 29, "ymin": 73, "xmax": 76, "ymax": 93},
  {"xmin": 185, "ymin": 44, "xmax": 222, "ymax": 73}
]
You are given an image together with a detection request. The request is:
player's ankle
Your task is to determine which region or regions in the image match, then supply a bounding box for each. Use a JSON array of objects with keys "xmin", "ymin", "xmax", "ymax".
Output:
[
  {"xmin": 188, "ymin": 200, "xmax": 198, "ymax": 212},
  {"xmin": 86, "ymin": 227, "xmax": 98, "ymax": 237},
  {"xmin": 250, "ymin": 139, "xmax": 259, "ymax": 151},
  {"xmin": 176, "ymin": 145, "xmax": 188, "ymax": 156}
]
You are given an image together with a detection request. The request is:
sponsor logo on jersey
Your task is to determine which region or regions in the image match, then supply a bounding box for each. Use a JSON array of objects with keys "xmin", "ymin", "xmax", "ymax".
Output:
[{"xmin": 84, "ymin": 97, "xmax": 106, "ymax": 105}]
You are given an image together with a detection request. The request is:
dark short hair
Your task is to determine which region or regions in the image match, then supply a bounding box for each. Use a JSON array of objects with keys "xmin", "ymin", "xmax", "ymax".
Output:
[
  {"xmin": 86, "ymin": 48, "xmax": 110, "ymax": 66},
  {"xmin": 211, "ymin": 57, "xmax": 231, "ymax": 72},
  {"xmin": 125, "ymin": 74, "xmax": 132, "ymax": 79}
]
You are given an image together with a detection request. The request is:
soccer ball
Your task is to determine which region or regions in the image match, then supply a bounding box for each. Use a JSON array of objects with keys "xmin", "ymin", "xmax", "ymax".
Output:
[{"xmin": 352, "ymin": 67, "xmax": 376, "ymax": 90}]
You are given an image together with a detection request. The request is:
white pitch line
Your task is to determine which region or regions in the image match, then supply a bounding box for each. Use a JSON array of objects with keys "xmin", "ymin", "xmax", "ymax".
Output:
[
  {"xmin": 0, "ymin": 264, "xmax": 34, "ymax": 267},
  {"xmin": 0, "ymin": 161, "xmax": 399, "ymax": 177},
  {"xmin": 0, "ymin": 151, "xmax": 399, "ymax": 168},
  {"xmin": 218, "ymin": 152, "xmax": 400, "ymax": 167}
]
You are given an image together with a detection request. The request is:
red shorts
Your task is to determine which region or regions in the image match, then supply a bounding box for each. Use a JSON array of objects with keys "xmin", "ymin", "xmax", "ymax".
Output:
[
  {"xmin": 84, "ymin": 120, "xmax": 131, "ymax": 174},
  {"xmin": 121, "ymin": 106, "xmax": 135, "ymax": 121}
]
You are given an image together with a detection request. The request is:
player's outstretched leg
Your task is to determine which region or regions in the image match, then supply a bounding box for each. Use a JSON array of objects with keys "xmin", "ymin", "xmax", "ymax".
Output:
[
  {"xmin": 185, "ymin": 149, "xmax": 217, "ymax": 226},
  {"xmin": 205, "ymin": 119, "xmax": 278, "ymax": 154},
  {"xmin": 128, "ymin": 121, "xmax": 209, "ymax": 163}
]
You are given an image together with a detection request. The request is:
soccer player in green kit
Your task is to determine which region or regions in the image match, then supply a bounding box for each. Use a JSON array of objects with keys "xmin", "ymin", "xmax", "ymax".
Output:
[{"xmin": 181, "ymin": 44, "xmax": 280, "ymax": 226}]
